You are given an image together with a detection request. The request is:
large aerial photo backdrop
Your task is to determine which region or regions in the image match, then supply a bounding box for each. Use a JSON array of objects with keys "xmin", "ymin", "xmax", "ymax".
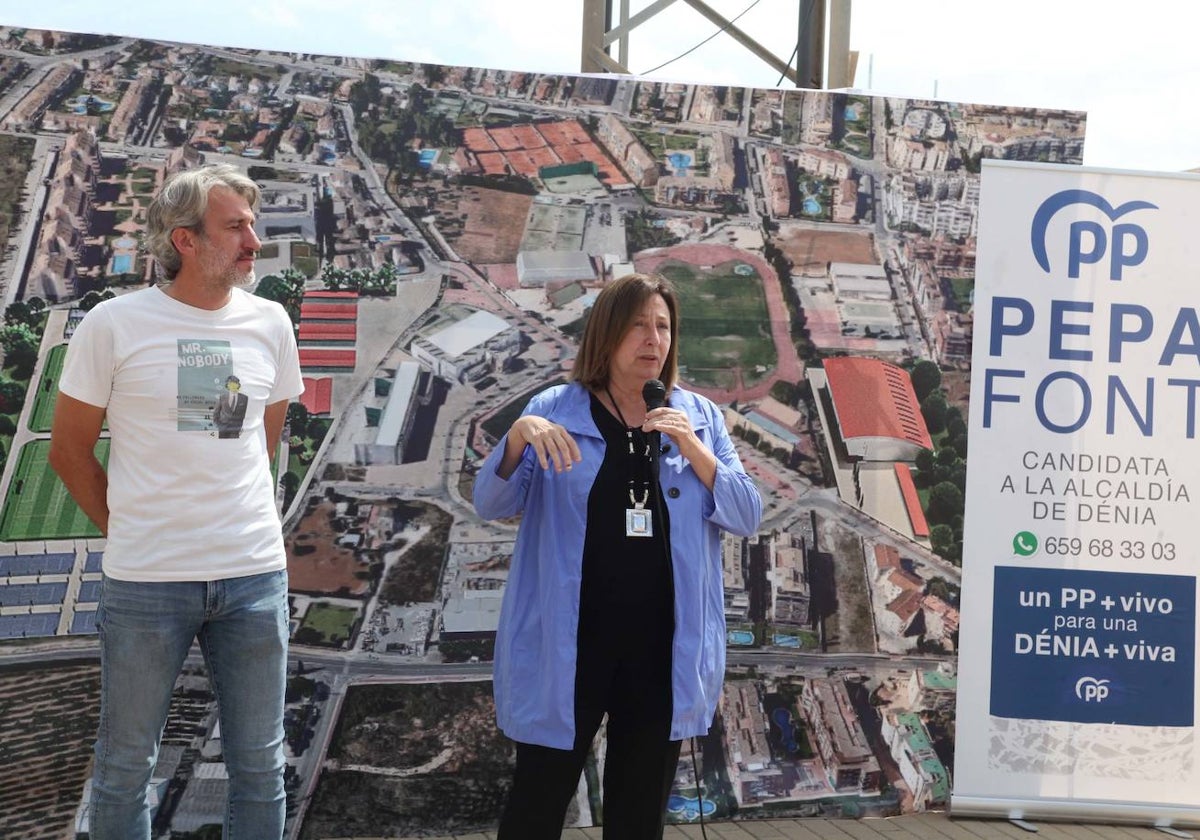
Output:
[{"xmin": 0, "ymin": 25, "xmax": 1086, "ymax": 838}]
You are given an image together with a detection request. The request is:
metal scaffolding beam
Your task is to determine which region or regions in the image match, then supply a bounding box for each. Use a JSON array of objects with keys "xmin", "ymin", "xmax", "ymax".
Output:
[{"xmin": 581, "ymin": 0, "xmax": 854, "ymax": 90}]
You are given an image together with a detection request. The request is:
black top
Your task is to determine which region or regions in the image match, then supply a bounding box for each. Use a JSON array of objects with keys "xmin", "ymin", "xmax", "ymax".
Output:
[
  {"xmin": 573, "ymin": 393, "xmax": 675, "ymax": 726},
  {"xmin": 578, "ymin": 391, "xmax": 672, "ymax": 614}
]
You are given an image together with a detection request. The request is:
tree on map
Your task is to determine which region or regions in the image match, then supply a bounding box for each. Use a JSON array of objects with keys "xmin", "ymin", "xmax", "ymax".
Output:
[
  {"xmin": 0, "ymin": 324, "xmax": 39, "ymax": 377},
  {"xmin": 4, "ymin": 301, "xmax": 29, "ymax": 327},
  {"xmin": 927, "ymin": 481, "xmax": 964, "ymax": 526},
  {"xmin": 914, "ymin": 448, "xmax": 935, "ymax": 481},
  {"xmin": 0, "ymin": 379, "xmax": 26, "ymax": 413},
  {"xmin": 909, "ymin": 359, "xmax": 941, "ymax": 402},
  {"xmin": 929, "ymin": 523, "xmax": 961, "ymax": 563},
  {"xmin": 79, "ymin": 290, "xmax": 105, "ymax": 312},
  {"xmin": 945, "ymin": 407, "xmax": 966, "ymax": 441},
  {"xmin": 920, "ymin": 392, "xmax": 949, "ymax": 435},
  {"xmin": 255, "ymin": 268, "xmax": 307, "ymax": 323},
  {"xmin": 421, "ymin": 63, "xmax": 446, "ymax": 86},
  {"xmin": 287, "ymin": 402, "xmax": 310, "ymax": 434},
  {"xmin": 926, "ymin": 576, "xmax": 960, "ymax": 606},
  {"xmin": 951, "ymin": 432, "xmax": 969, "ymax": 459},
  {"xmin": 935, "ymin": 446, "xmax": 958, "ymax": 469},
  {"xmin": 281, "ymin": 471, "xmax": 300, "ymax": 511}
]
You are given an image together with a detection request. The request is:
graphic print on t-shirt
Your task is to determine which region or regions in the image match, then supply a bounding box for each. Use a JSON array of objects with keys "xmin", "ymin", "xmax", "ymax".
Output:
[{"xmin": 177, "ymin": 339, "xmax": 242, "ymax": 437}]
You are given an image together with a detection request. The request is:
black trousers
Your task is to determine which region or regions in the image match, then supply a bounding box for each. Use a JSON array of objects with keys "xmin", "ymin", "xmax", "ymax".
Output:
[
  {"xmin": 498, "ymin": 596, "xmax": 679, "ymax": 840},
  {"xmin": 497, "ymin": 709, "xmax": 682, "ymax": 840}
]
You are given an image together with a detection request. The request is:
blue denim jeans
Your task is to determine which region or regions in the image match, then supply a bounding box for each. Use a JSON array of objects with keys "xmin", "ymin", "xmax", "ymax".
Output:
[{"xmin": 90, "ymin": 569, "xmax": 289, "ymax": 840}]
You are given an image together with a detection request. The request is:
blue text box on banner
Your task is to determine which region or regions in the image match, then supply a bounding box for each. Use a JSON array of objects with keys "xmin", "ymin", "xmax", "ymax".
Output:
[{"xmin": 991, "ymin": 565, "xmax": 1195, "ymax": 726}]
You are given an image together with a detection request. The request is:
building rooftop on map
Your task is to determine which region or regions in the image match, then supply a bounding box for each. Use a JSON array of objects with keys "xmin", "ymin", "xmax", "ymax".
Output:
[
  {"xmin": 822, "ymin": 357, "xmax": 932, "ymax": 460},
  {"xmin": 425, "ymin": 310, "xmax": 510, "ymax": 358}
]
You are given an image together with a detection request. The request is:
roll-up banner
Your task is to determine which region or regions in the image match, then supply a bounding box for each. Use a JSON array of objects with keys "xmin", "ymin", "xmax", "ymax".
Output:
[{"xmin": 953, "ymin": 159, "xmax": 1200, "ymax": 827}]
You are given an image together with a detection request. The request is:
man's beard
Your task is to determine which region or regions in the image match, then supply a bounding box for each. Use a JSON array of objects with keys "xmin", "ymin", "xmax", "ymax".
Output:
[
  {"xmin": 225, "ymin": 266, "xmax": 256, "ymax": 289},
  {"xmin": 198, "ymin": 245, "xmax": 256, "ymax": 290}
]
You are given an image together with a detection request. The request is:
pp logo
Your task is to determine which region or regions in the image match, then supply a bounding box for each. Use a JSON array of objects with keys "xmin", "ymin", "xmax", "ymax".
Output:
[
  {"xmin": 1075, "ymin": 676, "xmax": 1111, "ymax": 703},
  {"xmin": 1030, "ymin": 189, "xmax": 1157, "ymax": 281}
]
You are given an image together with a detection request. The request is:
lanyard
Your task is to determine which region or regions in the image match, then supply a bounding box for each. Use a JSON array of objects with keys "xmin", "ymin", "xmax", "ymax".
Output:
[{"xmin": 606, "ymin": 386, "xmax": 653, "ymax": 510}]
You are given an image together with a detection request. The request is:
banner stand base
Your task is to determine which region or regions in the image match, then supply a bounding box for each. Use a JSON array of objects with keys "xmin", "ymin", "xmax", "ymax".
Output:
[{"xmin": 951, "ymin": 795, "xmax": 1200, "ymax": 832}]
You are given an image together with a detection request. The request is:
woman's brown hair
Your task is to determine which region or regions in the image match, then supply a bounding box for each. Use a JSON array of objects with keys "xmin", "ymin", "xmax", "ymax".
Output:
[{"xmin": 571, "ymin": 273, "xmax": 679, "ymax": 392}]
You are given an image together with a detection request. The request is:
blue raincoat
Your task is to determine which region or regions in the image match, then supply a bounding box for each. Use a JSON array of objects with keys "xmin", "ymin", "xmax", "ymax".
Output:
[{"xmin": 474, "ymin": 381, "xmax": 763, "ymax": 749}]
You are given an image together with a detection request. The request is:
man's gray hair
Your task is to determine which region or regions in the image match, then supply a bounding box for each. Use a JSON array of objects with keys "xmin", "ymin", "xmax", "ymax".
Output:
[{"xmin": 145, "ymin": 164, "xmax": 260, "ymax": 280}]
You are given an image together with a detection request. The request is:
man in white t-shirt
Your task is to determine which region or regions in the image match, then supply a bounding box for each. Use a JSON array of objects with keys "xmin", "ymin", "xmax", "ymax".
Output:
[{"xmin": 50, "ymin": 164, "xmax": 303, "ymax": 840}]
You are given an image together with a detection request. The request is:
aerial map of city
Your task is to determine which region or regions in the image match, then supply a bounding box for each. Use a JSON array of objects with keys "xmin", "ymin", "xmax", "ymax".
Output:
[{"xmin": 0, "ymin": 25, "xmax": 1087, "ymax": 839}]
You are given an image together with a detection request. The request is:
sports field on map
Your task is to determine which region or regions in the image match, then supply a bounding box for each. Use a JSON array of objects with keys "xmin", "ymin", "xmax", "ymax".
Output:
[
  {"xmin": 296, "ymin": 602, "xmax": 359, "ymax": 647},
  {"xmin": 657, "ymin": 260, "xmax": 776, "ymax": 388},
  {"xmin": 0, "ymin": 438, "xmax": 108, "ymax": 540},
  {"xmin": 27, "ymin": 343, "xmax": 66, "ymax": 433}
]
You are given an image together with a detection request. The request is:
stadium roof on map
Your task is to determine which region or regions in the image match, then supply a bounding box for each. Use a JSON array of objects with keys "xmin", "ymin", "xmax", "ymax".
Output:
[{"xmin": 823, "ymin": 356, "xmax": 932, "ymax": 450}]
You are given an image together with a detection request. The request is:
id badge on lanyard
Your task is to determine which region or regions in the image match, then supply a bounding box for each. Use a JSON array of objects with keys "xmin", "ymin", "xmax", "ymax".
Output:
[{"xmin": 626, "ymin": 499, "xmax": 652, "ymax": 537}]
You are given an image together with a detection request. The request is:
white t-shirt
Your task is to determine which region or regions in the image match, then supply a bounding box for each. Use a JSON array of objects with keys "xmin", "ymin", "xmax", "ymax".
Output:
[{"xmin": 59, "ymin": 286, "xmax": 305, "ymax": 582}]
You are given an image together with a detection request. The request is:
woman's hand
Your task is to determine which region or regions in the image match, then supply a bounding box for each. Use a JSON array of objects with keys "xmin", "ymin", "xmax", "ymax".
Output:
[
  {"xmin": 513, "ymin": 415, "xmax": 582, "ymax": 473},
  {"xmin": 644, "ymin": 407, "xmax": 698, "ymax": 453},
  {"xmin": 644, "ymin": 407, "xmax": 718, "ymax": 491}
]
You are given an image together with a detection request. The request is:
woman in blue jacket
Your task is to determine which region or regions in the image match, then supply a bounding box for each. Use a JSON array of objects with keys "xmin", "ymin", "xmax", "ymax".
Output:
[{"xmin": 474, "ymin": 273, "xmax": 763, "ymax": 839}]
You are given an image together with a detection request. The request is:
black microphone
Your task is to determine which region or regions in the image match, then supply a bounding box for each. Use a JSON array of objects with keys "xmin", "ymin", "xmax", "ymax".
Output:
[{"xmin": 642, "ymin": 379, "xmax": 666, "ymax": 480}]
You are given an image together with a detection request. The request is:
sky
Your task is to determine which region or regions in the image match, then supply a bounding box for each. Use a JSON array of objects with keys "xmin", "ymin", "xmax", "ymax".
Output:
[{"xmin": 0, "ymin": 0, "xmax": 1195, "ymax": 172}]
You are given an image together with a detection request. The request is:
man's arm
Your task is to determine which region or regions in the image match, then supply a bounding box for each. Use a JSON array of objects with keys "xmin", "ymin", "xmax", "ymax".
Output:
[
  {"xmin": 48, "ymin": 393, "xmax": 109, "ymax": 535},
  {"xmin": 263, "ymin": 399, "xmax": 290, "ymax": 460}
]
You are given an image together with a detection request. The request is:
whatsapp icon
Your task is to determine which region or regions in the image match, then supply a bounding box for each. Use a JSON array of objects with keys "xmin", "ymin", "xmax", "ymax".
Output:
[{"xmin": 1012, "ymin": 531, "xmax": 1038, "ymax": 557}]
